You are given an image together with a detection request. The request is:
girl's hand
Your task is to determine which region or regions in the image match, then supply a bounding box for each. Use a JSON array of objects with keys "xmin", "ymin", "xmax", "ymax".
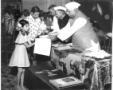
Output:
[{"xmin": 24, "ymin": 42, "xmax": 35, "ymax": 48}]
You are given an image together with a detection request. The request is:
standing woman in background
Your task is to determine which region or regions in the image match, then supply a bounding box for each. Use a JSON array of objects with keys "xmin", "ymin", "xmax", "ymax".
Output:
[{"xmin": 26, "ymin": 6, "xmax": 47, "ymax": 65}]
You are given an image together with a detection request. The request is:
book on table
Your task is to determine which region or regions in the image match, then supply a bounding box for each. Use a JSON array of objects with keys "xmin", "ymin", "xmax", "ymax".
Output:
[{"xmin": 49, "ymin": 76, "xmax": 82, "ymax": 89}]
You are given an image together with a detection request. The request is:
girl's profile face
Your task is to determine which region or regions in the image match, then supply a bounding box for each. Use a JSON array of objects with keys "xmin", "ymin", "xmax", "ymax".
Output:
[{"xmin": 23, "ymin": 24, "xmax": 29, "ymax": 32}]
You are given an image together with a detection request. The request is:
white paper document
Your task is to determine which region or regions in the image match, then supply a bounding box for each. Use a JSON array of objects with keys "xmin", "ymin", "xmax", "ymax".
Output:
[{"xmin": 34, "ymin": 38, "xmax": 51, "ymax": 56}]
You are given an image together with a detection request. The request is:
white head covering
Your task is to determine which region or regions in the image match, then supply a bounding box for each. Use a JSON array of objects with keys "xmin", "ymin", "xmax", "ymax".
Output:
[
  {"xmin": 54, "ymin": 6, "xmax": 66, "ymax": 12},
  {"xmin": 65, "ymin": 2, "xmax": 81, "ymax": 11}
]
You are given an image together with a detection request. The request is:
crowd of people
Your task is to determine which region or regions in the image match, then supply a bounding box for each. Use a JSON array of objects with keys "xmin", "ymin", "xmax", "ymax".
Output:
[{"xmin": 2, "ymin": 1, "xmax": 112, "ymax": 90}]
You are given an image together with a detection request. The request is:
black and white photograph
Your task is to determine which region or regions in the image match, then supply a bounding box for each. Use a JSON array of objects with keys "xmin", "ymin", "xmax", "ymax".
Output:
[{"xmin": 1, "ymin": 0, "xmax": 112, "ymax": 90}]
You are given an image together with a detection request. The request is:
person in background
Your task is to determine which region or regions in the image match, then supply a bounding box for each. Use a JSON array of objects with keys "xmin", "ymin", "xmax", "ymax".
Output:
[
  {"xmin": 49, "ymin": 6, "xmax": 69, "ymax": 34},
  {"xmin": 40, "ymin": 12, "xmax": 53, "ymax": 32},
  {"xmin": 47, "ymin": 4, "xmax": 57, "ymax": 30},
  {"xmin": 47, "ymin": 5, "xmax": 58, "ymax": 32},
  {"xmin": 2, "ymin": 9, "xmax": 15, "ymax": 35},
  {"xmin": 49, "ymin": 6, "xmax": 71, "ymax": 72},
  {"xmin": 26, "ymin": 6, "xmax": 47, "ymax": 65},
  {"xmin": 9, "ymin": 19, "xmax": 32, "ymax": 90},
  {"xmin": 39, "ymin": 11, "xmax": 50, "ymax": 35},
  {"xmin": 25, "ymin": 6, "xmax": 41, "ymax": 65},
  {"xmin": 48, "ymin": 4, "xmax": 56, "ymax": 18},
  {"xmin": 54, "ymin": 6, "xmax": 69, "ymax": 30},
  {"xmin": 26, "ymin": 6, "xmax": 41, "ymax": 40},
  {"xmin": 19, "ymin": 9, "xmax": 30, "ymax": 20},
  {"xmin": 13, "ymin": 4, "xmax": 21, "ymax": 22},
  {"xmin": 49, "ymin": 6, "xmax": 70, "ymax": 43},
  {"xmin": 26, "ymin": 6, "xmax": 46, "ymax": 43}
]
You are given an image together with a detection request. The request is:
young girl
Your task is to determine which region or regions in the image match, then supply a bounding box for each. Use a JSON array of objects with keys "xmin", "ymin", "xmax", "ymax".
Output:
[{"xmin": 9, "ymin": 19, "xmax": 31, "ymax": 90}]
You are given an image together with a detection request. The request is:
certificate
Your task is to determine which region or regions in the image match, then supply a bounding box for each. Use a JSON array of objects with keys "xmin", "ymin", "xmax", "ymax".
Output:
[{"xmin": 34, "ymin": 38, "xmax": 51, "ymax": 56}]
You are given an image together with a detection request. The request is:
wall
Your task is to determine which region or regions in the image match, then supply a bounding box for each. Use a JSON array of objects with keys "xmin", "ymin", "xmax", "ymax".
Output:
[
  {"xmin": 22, "ymin": 0, "xmax": 70, "ymax": 11},
  {"xmin": 79, "ymin": 1, "xmax": 112, "ymax": 32},
  {"xmin": 1, "ymin": 0, "xmax": 22, "ymax": 15}
]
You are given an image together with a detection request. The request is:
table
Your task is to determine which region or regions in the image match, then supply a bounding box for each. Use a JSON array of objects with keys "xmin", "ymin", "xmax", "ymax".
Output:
[
  {"xmin": 30, "ymin": 61, "xmax": 85, "ymax": 90},
  {"xmin": 50, "ymin": 43, "xmax": 112, "ymax": 90}
]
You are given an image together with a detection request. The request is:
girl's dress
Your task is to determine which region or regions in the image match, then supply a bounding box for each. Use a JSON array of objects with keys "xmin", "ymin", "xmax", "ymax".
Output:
[{"xmin": 9, "ymin": 31, "xmax": 30, "ymax": 67}]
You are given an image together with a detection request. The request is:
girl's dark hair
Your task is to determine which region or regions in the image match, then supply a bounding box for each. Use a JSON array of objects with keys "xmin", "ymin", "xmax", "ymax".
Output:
[
  {"xmin": 21, "ymin": 9, "xmax": 30, "ymax": 17},
  {"xmin": 19, "ymin": 19, "xmax": 29, "ymax": 27},
  {"xmin": 31, "ymin": 6, "xmax": 40, "ymax": 13}
]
